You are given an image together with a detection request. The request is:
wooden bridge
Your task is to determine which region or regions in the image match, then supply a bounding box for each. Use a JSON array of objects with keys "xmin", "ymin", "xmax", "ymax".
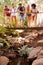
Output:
[{"xmin": 6, "ymin": 27, "xmax": 43, "ymax": 30}]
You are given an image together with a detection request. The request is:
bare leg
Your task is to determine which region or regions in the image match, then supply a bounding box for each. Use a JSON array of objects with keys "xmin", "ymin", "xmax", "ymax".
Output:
[
  {"xmin": 14, "ymin": 16, "xmax": 18, "ymax": 27},
  {"xmin": 35, "ymin": 15, "xmax": 37, "ymax": 26},
  {"xmin": 27, "ymin": 16, "xmax": 32, "ymax": 27},
  {"xmin": 21, "ymin": 20, "xmax": 24, "ymax": 27}
]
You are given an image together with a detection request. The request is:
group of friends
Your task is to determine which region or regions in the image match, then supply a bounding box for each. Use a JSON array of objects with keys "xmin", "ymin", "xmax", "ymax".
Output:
[{"xmin": 4, "ymin": 2, "xmax": 39, "ymax": 27}]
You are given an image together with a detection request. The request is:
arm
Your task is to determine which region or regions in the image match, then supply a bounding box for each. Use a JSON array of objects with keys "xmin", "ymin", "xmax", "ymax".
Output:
[{"xmin": 17, "ymin": 6, "xmax": 25, "ymax": 14}]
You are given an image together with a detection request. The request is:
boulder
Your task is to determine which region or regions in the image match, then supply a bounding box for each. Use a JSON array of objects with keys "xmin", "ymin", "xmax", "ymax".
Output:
[
  {"xmin": 0, "ymin": 56, "xmax": 9, "ymax": 65},
  {"xmin": 37, "ymin": 40, "xmax": 43, "ymax": 43},
  {"xmin": 37, "ymin": 49, "xmax": 43, "ymax": 59},
  {"xmin": 32, "ymin": 58, "xmax": 43, "ymax": 65},
  {"xmin": 38, "ymin": 30, "xmax": 43, "ymax": 35},
  {"xmin": 7, "ymin": 37, "xmax": 25, "ymax": 46},
  {"xmin": 28, "ymin": 47, "xmax": 42, "ymax": 59},
  {"xmin": 37, "ymin": 40, "xmax": 43, "ymax": 46}
]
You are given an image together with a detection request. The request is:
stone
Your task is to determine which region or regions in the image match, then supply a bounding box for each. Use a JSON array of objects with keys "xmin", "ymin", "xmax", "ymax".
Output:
[
  {"xmin": 37, "ymin": 49, "xmax": 43, "ymax": 59},
  {"xmin": 37, "ymin": 40, "xmax": 43, "ymax": 43},
  {"xmin": 28, "ymin": 47, "xmax": 42, "ymax": 59},
  {"xmin": 32, "ymin": 58, "xmax": 43, "ymax": 65},
  {"xmin": 0, "ymin": 56, "xmax": 9, "ymax": 65}
]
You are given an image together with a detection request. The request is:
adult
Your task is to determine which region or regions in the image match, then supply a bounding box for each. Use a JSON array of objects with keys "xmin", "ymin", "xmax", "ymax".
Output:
[
  {"xmin": 26, "ymin": 5, "xmax": 32, "ymax": 27},
  {"xmin": 31, "ymin": 4, "xmax": 39, "ymax": 26},
  {"xmin": 4, "ymin": 5, "xmax": 11, "ymax": 22},
  {"xmin": 18, "ymin": 2, "xmax": 25, "ymax": 27},
  {"xmin": 10, "ymin": 3, "xmax": 17, "ymax": 27}
]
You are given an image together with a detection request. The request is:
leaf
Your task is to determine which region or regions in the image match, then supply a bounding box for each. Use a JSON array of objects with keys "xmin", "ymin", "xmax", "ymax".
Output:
[
  {"xmin": 0, "ymin": 37, "xmax": 11, "ymax": 48},
  {"xmin": 0, "ymin": 26, "xmax": 7, "ymax": 34}
]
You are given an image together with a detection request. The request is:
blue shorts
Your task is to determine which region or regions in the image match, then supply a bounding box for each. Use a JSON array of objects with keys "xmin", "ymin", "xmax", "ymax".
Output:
[{"xmin": 19, "ymin": 14, "xmax": 25, "ymax": 21}]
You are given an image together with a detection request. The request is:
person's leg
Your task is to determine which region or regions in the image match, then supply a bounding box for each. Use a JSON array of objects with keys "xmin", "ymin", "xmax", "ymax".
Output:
[
  {"xmin": 7, "ymin": 16, "xmax": 11, "ymax": 27},
  {"xmin": 5, "ymin": 16, "xmax": 10, "ymax": 27},
  {"xmin": 27, "ymin": 15, "xmax": 32, "ymax": 27},
  {"xmin": 31, "ymin": 16, "xmax": 34, "ymax": 22},
  {"xmin": 14, "ymin": 16, "xmax": 16, "ymax": 22},
  {"xmin": 13, "ymin": 16, "xmax": 18, "ymax": 27},
  {"xmin": 31, "ymin": 16, "xmax": 35, "ymax": 27},
  {"xmin": 10, "ymin": 16, "xmax": 14, "ymax": 27},
  {"xmin": 27, "ymin": 16, "xmax": 30, "ymax": 27},
  {"xmin": 34, "ymin": 15, "xmax": 37, "ymax": 26},
  {"xmin": 21, "ymin": 20, "xmax": 24, "ymax": 27},
  {"xmin": 20, "ymin": 15, "xmax": 25, "ymax": 27},
  {"xmin": 11, "ymin": 16, "xmax": 13, "ymax": 22},
  {"xmin": 32, "ymin": 15, "xmax": 37, "ymax": 27},
  {"xmin": 8, "ymin": 16, "xmax": 10, "ymax": 22}
]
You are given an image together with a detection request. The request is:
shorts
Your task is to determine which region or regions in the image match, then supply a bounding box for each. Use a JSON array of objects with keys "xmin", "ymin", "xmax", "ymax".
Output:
[
  {"xmin": 11, "ymin": 13, "xmax": 16, "ymax": 16},
  {"xmin": 6, "ymin": 13, "xmax": 10, "ymax": 17},
  {"xmin": 19, "ymin": 14, "xmax": 25, "ymax": 21},
  {"xmin": 27, "ymin": 13, "xmax": 31, "ymax": 16},
  {"xmin": 32, "ymin": 14, "xmax": 36, "ymax": 16}
]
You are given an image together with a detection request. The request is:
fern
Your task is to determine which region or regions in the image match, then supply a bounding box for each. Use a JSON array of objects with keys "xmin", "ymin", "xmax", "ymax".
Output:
[
  {"xmin": 0, "ymin": 37, "xmax": 11, "ymax": 48},
  {"xmin": 0, "ymin": 26, "xmax": 7, "ymax": 34}
]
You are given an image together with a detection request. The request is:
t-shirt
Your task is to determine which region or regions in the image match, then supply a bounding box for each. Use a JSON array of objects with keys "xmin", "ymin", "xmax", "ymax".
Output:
[
  {"xmin": 31, "ymin": 8, "xmax": 38, "ymax": 16},
  {"xmin": 10, "ymin": 7, "xmax": 16, "ymax": 16},
  {"xmin": 18, "ymin": 6, "xmax": 25, "ymax": 15},
  {"xmin": 4, "ymin": 8, "xmax": 10, "ymax": 16}
]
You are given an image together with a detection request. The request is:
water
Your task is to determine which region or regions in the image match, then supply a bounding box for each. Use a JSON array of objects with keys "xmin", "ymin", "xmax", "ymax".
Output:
[{"xmin": 9, "ymin": 56, "xmax": 29, "ymax": 65}]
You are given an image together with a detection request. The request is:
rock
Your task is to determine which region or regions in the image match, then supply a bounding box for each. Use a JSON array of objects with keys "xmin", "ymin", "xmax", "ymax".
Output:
[
  {"xmin": 28, "ymin": 47, "xmax": 42, "ymax": 59},
  {"xmin": 7, "ymin": 53, "xmax": 16, "ymax": 59},
  {"xmin": 8, "ymin": 37, "xmax": 25, "ymax": 46},
  {"xmin": 37, "ymin": 40, "xmax": 43, "ymax": 46},
  {"xmin": 3, "ymin": 49, "xmax": 17, "ymax": 59},
  {"xmin": 8, "ymin": 37, "xmax": 16, "ymax": 44},
  {"xmin": 31, "ymin": 33, "xmax": 38, "ymax": 39},
  {"xmin": 0, "ymin": 56, "xmax": 9, "ymax": 65},
  {"xmin": 37, "ymin": 40, "xmax": 43, "ymax": 43},
  {"xmin": 38, "ymin": 30, "xmax": 43, "ymax": 35},
  {"xmin": 25, "ymin": 32, "xmax": 38, "ymax": 41},
  {"xmin": 32, "ymin": 30, "xmax": 38, "ymax": 38},
  {"xmin": 32, "ymin": 58, "xmax": 43, "ymax": 65},
  {"xmin": 17, "ymin": 37, "xmax": 25, "ymax": 44},
  {"xmin": 25, "ymin": 38, "xmax": 30, "ymax": 43},
  {"xmin": 37, "ymin": 49, "xmax": 43, "ymax": 59},
  {"xmin": 0, "ymin": 51, "xmax": 4, "ymax": 56}
]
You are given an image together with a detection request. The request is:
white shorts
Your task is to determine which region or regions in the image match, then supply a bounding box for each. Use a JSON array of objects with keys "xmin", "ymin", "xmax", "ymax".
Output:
[
  {"xmin": 11, "ymin": 13, "xmax": 16, "ymax": 16},
  {"xmin": 32, "ymin": 14, "xmax": 36, "ymax": 16}
]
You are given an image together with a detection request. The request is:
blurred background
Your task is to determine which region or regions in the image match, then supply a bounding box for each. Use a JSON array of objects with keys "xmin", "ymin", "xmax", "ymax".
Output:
[{"xmin": 0, "ymin": 0, "xmax": 43, "ymax": 27}]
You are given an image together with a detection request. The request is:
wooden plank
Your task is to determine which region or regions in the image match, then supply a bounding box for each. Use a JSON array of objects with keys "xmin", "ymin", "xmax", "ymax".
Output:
[{"xmin": 6, "ymin": 27, "xmax": 43, "ymax": 30}]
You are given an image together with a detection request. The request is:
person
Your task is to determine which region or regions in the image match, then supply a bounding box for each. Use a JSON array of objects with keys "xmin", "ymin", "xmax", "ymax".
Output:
[
  {"xmin": 18, "ymin": 2, "xmax": 25, "ymax": 27},
  {"xmin": 4, "ymin": 5, "xmax": 11, "ymax": 22},
  {"xmin": 31, "ymin": 4, "xmax": 39, "ymax": 26},
  {"xmin": 26, "ymin": 5, "xmax": 32, "ymax": 27},
  {"xmin": 10, "ymin": 3, "xmax": 17, "ymax": 27}
]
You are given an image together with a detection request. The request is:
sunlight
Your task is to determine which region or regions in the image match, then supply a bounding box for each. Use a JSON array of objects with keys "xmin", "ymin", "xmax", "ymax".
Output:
[
  {"xmin": 28, "ymin": 0, "xmax": 35, "ymax": 4},
  {"xmin": 30, "ymin": 0, "xmax": 35, "ymax": 3},
  {"xmin": 37, "ymin": 13, "xmax": 43, "ymax": 26},
  {"xmin": 16, "ymin": 30, "xmax": 24, "ymax": 33}
]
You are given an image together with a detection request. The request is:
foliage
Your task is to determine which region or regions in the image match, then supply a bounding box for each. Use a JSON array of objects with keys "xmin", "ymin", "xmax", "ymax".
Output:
[
  {"xmin": 0, "ymin": 43, "xmax": 4, "ymax": 47},
  {"xmin": 18, "ymin": 45, "xmax": 33, "ymax": 56},
  {"xmin": 0, "ymin": 38, "xmax": 11, "ymax": 48},
  {"xmin": 0, "ymin": 26, "xmax": 7, "ymax": 34},
  {"xmin": 11, "ymin": 30, "xmax": 20, "ymax": 36}
]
